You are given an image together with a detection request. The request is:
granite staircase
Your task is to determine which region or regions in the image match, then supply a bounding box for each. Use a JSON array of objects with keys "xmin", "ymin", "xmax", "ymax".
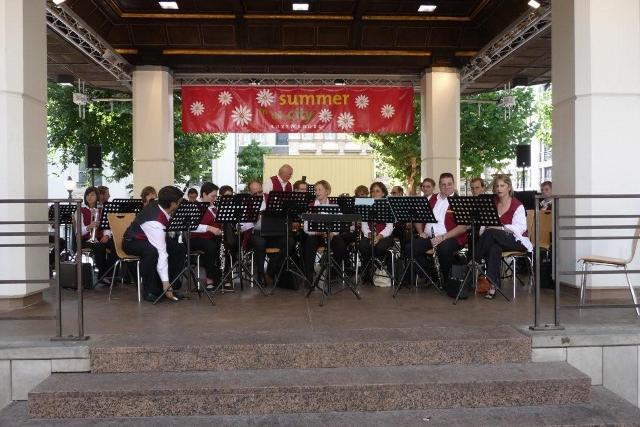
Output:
[{"xmin": 20, "ymin": 326, "xmax": 640, "ymax": 425}]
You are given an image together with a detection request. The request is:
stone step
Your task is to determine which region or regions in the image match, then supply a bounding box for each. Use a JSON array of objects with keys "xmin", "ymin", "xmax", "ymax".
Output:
[
  {"xmin": 90, "ymin": 326, "xmax": 531, "ymax": 373},
  {"xmin": 28, "ymin": 362, "xmax": 590, "ymax": 419},
  {"xmin": 9, "ymin": 387, "xmax": 640, "ymax": 426}
]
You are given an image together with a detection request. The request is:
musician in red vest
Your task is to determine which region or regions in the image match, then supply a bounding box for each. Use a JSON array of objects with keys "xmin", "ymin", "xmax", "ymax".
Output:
[
  {"xmin": 475, "ymin": 174, "xmax": 532, "ymax": 299},
  {"xmin": 404, "ymin": 173, "xmax": 467, "ymax": 284},
  {"xmin": 123, "ymin": 186, "xmax": 186, "ymax": 302},
  {"xmin": 79, "ymin": 186, "xmax": 115, "ymax": 280},
  {"xmin": 262, "ymin": 164, "xmax": 294, "ymax": 196},
  {"xmin": 470, "ymin": 177, "xmax": 486, "ymax": 197},
  {"xmin": 190, "ymin": 182, "xmax": 223, "ymax": 291},
  {"xmin": 358, "ymin": 182, "xmax": 395, "ymax": 285}
]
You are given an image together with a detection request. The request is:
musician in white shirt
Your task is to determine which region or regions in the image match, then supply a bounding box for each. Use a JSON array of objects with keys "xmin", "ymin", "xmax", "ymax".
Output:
[{"xmin": 358, "ymin": 182, "xmax": 394, "ymax": 285}]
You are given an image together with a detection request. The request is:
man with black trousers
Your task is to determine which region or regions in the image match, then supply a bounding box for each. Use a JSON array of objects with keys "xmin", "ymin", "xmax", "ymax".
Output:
[{"xmin": 123, "ymin": 186, "xmax": 186, "ymax": 302}]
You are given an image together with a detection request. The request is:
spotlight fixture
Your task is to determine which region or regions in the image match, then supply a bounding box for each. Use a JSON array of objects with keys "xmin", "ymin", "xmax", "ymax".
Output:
[
  {"xmin": 158, "ymin": 1, "xmax": 179, "ymax": 10},
  {"xmin": 418, "ymin": 4, "xmax": 437, "ymax": 12},
  {"xmin": 527, "ymin": 0, "xmax": 540, "ymax": 9},
  {"xmin": 334, "ymin": 79, "xmax": 346, "ymax": 86},
  {"xmin": 292, "ymin": 2, "xmax": 309, "ymax": 11},
  {"xmin": 53, "ymin": 0, "xmax": 67, "ymax": 5}
]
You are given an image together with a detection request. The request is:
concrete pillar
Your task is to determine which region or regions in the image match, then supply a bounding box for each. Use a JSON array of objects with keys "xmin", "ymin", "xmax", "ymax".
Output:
[
  {"xmin": 552, "ymin": 0, "xmax": 640, "ymax": 287},
  {"xmin": 132, "ymin": 67, "xmax": 174, "ymax": 195},
  {"xmin": 0, "ymin": 0, "xmax": 48, "ymax": 305},
  {"xmin": 420, "ymin": 67, "xmax": 461, "ymax": 185}
]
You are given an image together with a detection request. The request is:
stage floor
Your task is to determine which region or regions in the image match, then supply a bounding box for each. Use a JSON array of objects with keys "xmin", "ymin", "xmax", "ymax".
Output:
[{"xmin": 1, "ymin": 278, "xmax": 639, "ymax": 341}]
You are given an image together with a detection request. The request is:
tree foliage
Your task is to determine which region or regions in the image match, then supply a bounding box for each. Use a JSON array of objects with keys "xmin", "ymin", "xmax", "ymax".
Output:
[
  {"xmin": 354, "ymin": 98, "xmax": 421, "ymax": 194},
  {"xmin": 534, "ymin": 87, "xmax": 552, "ymax": 147},
  {"xmin": 46, "ymin": 82, "xmax": 226, "ymax": 184},
  {"xmin": 237, "ymin": 139, "xmax": 271, "ymax": 184},
  {"xmin": 460, "ymin": 88, "xmax": 538, "ymax": 180}
]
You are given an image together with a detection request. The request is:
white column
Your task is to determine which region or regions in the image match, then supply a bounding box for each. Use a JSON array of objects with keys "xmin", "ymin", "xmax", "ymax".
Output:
[
  {"xmin": 420, "ymin": 67, "xmax": 461, "ymax": 185},
  {"xmin": 0, "ymin": 0, "xmax": 48, "ymax": 303},
  {"xmin": 132, "ymin": 67, "xmax": 174, "ymax": 196},
  {"xmin": 553, "ymin": 0, "xmax": 640, "ymax": 287}
]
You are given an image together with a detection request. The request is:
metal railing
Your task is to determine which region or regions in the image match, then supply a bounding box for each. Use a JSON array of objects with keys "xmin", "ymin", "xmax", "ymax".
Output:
[
  {"xmin": 530, "ymin": 194, "xmax": 640, "ymax": 330},
  {"xmin": 0, "ymin": 198, "xmax": 88, "ymax": 341}
]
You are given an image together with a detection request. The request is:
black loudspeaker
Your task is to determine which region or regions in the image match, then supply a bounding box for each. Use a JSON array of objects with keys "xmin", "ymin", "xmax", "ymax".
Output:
[
  {"xmin": 516, "ymin": 145, "xmax": 531, "ymax": 167},
  {"xmin": 59, "ymin": 262, "xmax": 96, "ymax": 290},
  {"xmin": 86, "ymin": 145, "xmax": 102, "ymax": 169}
]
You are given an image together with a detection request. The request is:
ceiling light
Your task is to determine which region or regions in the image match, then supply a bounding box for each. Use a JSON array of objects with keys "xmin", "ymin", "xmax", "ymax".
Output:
[
  {"xmin": 53, "ymin": 0, "xmax": 66, "ymax": 4},
  {"xmin": 292, "ymin": 2, "xmax": 309, "ymax": 11},
  {"xmin": 528, "ymin": 0, "xmax": 541, "ymax": 9},
  {"xmin": 158, "ymin": 1, "xmax": 179, "ymax": 10},
  {"xmin": 418, "ymin": 4, "xmax": 437, "ymax": 12}
]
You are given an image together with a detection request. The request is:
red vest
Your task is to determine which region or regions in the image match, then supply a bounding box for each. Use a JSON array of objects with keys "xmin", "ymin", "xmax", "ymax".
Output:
[
  {"xmin": 270, "ymin": 175, "xmax": 292, "ymax": 192},
  {"xmin": 421, "ymin": 194, "xmax": 438, "ymax": 230},
  {"xmin": 375, "ymin": 222, "xmax": 387, "ymax": 234},
  {"xmin": 190, "ymin": 207, "xmax": 220, "ymax": 240},
  {"xmin": 497, "ymin": 197, "xmax": 528, "ymax": 237},
  {"xmin": 81, "ymin": 206, "xmax": 103, "ymax": 241}
]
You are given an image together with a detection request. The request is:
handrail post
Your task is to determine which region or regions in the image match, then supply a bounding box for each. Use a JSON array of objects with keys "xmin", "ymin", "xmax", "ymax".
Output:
[
  {"xmin": 530, "ymin": 202, "xmax": 541, "ymax": 329},
  {"xmin": 54, "ymin": 202, "xmax": 62, "ymax": 338},
  {"xmin": 75, "ymin": 201, "xmax": 86, "ymax": 339},
  {"xmin": 553, "ymin": 197, "xmax": 561, "ymax": 327}
]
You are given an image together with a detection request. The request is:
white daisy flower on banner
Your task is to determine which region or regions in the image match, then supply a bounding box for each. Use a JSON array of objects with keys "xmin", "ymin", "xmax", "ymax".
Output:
[
  {"xmin": 380, "ymin": 104, "xmax": 395, "ymax": 119},
  {"xmin": 189, "ymin": 101, "xmax": 205, "ymax": 116},
  {"xmin": 337, "ymin": 112, "xmax": 355, "ymax": 130},
  {"xmin": 231, "ymin": 105, "xmax": 252, "ymax": 127},
  {"xmin": 256, "ymin": 89, "xmax": 276, "ymax": 107},
  {"xmin": 318, "ymin": 108, "xmax": 333, "ymax": 123},
  {"xmin": 355, "ymin": 94, "xmax": 369, "ymax": 109},
  {"xmin": 218, "ymin": 91, "xmax": 233, "ymax": 106}
]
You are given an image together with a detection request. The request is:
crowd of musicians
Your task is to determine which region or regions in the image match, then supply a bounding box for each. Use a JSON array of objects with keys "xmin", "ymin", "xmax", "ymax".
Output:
[{"xmin": 71, "ymin": 164, "xmax": 553, "ymax": 303}]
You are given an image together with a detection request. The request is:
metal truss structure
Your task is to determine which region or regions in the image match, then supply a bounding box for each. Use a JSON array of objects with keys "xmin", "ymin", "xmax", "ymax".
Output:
[
  {"xmin": 460, "ymin": 4, "xmax": 551, "ymax": 86},
  {"xmin": 46, "ymin": 2, "xmax": 132, "ymax": 89},
  {"xmin": 174, "ymin": 73, "xmax": 420, "ymax": 89}
]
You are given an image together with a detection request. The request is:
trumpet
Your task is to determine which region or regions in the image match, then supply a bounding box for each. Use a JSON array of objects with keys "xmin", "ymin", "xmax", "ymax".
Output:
[{"xmin": 88, "ymin": 208, "xmax": 99, "ymax": 243}]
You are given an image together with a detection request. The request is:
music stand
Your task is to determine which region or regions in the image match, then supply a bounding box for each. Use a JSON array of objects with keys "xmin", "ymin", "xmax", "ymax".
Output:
[
  {"xmin": 354, "ymin": 198, "xmax": 397, "ymax": 287},
  {"xmin": 263, "ymin": 191, "xmax": 310, "ymax": 292},
  {"xmin": 216, "ymin": 194, "xmax": 263, "ymax": 296},
  {"xmin": 388, "ymin": 196, "xmax": 438, "ymax": 297},
  {"xmin": 153, "ymin": 201, "xmax": 207, "ymax": 305},
  {"xmin": 99, "ymin": 199, "xmax": 144, "ymax": 230},
  {"xmin": 306, "ymin": 184, "xmax": 316, "ymax": 198},
  {"xmin": 447, "ymin": 196, "xmax": 509, "ymax": 304},
  {"xmin": 303, "ymin": 207, "xmax": 361, "ymax": 306},
  {"xmin": 48, "ymin": 204, "xmax": 76, "ymax": 261}
]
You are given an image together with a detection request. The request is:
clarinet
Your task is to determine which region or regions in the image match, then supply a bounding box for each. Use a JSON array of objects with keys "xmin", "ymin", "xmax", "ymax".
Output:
[{"xmin": 431, "ymin": 226, "xmax": 443, "ymax": 286}]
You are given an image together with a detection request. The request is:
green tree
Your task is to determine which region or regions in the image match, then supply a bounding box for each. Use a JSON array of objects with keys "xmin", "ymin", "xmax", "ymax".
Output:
[
  {"xmin": 460, "ymin": 88, "xmax": 538, "ymax": 180},
  {"xmin": 46, "ymin": 82, "xmax": 226, "ymax": 184},
  {"xmin": 534, "ymin": 87, "xmax": 552, "ymax": 147},
  {"xmin": 237, "ymin": 139, "xmax": 271, "ymax": 184},
  {"xmin": 354, "ymin": 98, "xmax": 421, "ymax": 194}
]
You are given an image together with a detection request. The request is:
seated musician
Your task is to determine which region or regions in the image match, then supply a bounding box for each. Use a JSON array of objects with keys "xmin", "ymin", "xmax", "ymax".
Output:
[
  {"xmin": 80, "ymin": 186, "xmax": 115, "ymax": 281},
  {"xmin": 470, "ymin": 177, "xmax": 486, "ymax": 197},
  {"xmin": 390, "ymin": 185, "xmax": 408, "ymax": 248},
  {"xmin": 390, "ymin": 186, "xmax": 404, "ymax": 196},
  {"xmin": 293, "ymin": 180, "xmax": 308, "ymax": 193},
  {"xmin": 98, "ymin": 185, "xmax": 110, "ymax": 205},
  {"xmin": 302, "ymin": 180, "xmax": 347, "ymax": 286},
  {"xmin": 190, "ymin": 182, "xmax": 223, "ymax": 291},
  {"xmin": 219, "ymin": 185, "xmax": 233, "ymax": 196},
  {"xmin": 123, "ymin": 186, "xmax": 187, "ymax": 302},
  {"xmin": 140, "ymin": 186, "xmax": 157, "ymax": 207},
  {"xmin": 186, "ymin": 188, "xmax": 198, "ymax": 202},
  {"xmin": 475, "ymin": 174, "xmax": 533, "ymax": 299},
  {"xmin": 358, "ymin": 182, "xmax": 394, "ymax": 285},
  {"xmin": 218, "ymin": 185, "xmax": 235, "ymax": 286},
  {"xmin": 245, "ymin": 180, "xmax": 287, "ymax": 288},
  {"xmin": 421, "ymin": 178, "xmax": 437, "ymax": 204},
  {"xmin": 404, "ymin": 173, "xmax": 467, "ymax": 283},
  {"xmin": 540, "ymin": 180, "xmax": 553, "ymax": 211},
  {"xmin": 354, "ymin": 185, "xmax": 369, "ymax": 198}
]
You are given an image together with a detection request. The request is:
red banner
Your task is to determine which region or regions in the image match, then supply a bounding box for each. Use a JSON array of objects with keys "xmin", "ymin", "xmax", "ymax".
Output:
[{"xmin": 181, "ymin": 86, "xmax": 413, "ymax": 133}]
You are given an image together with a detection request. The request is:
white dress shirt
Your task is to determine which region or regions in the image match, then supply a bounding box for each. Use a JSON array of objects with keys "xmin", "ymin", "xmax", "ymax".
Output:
[
  {"xmin": 140, "ymin": 206, "xmax": 171, "ymax": 282},
  {"xmin": 361, "ymin": 222, "xmax": 393, "ymax": 238},
  {"xmin": 262, "ymin": 175, "xmax": 290, "ymax": 194},
  {"xmin": 426, "ymin": 193, "xmax": 450, "ymax": 237}
]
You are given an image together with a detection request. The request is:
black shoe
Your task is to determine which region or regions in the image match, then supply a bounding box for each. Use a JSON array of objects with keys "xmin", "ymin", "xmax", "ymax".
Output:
[{"xmin": 143, "ymin": 292, "xmax": 161, "ymax": 302}]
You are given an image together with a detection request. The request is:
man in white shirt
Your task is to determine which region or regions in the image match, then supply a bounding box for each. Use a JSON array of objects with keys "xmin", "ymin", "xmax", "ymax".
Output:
[
  {"xmin": 123, "ymin": 186, "xmax": 186, "ymax": 302},
  {"xmin": 262, "ymin": 164, "xmax": 294, "ymax": 196}
]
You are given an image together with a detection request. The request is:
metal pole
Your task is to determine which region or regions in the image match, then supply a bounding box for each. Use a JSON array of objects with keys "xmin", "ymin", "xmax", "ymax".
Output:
[
  {"xmin": 54, "ymin": 203, "xmax": 62, "ymax": 338},
  {"xmin": 530, "ymin": 203, "xmax": 541, "ymax": 329},
  {"xmin": 75, "ymin": 201, "xmax": 87, "ymax": 339},
  {"xmin": 553, "ymin": 197, "xmax": 560, "ymax": 327}
]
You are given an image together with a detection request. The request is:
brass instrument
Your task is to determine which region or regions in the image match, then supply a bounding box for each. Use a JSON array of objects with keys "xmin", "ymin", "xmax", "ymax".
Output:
[{"xmin": 88, "ymin": 208, "xmax": 99, "ymax": 243}]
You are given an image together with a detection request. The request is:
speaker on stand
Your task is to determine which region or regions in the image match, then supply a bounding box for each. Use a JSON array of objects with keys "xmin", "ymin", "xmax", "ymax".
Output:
[
  {"xmin": 516, "ymin": 145, "xmax": 531, "ymax": 190},
  {"xmin": 86, "ymin": 145, "xmax": 102, "ymax": 187}
]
